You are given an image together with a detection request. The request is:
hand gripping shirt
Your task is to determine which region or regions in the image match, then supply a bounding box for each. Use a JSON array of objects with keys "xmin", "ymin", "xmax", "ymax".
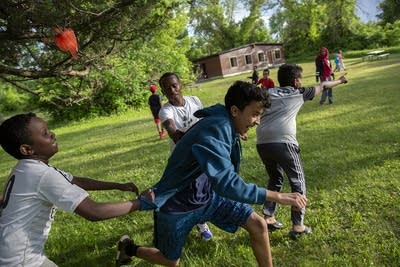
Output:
[{"xmin": 0, "ymin": 159, "xmax": 88, "ymax": 267}]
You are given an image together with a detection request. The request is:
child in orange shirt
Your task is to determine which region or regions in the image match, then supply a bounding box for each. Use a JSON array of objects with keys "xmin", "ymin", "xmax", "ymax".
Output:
[{"xmin": 257, "ymin": 69, "xmax": 275, "ymax": 90}]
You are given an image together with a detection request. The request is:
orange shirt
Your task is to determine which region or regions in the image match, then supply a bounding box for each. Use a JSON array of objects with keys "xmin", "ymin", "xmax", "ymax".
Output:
[{"xmin": 257, "ymin": 78, "xmax": 275, "ymax": 89}]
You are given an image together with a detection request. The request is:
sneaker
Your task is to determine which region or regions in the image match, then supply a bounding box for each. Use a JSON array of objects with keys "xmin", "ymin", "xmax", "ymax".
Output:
[
  {"xmin": 264, "ymin": 215, "xmax": 284, "ymax": 231},
  {"xmin": 116, "ymin": 235, "xmax": 133, "ymax": 267},
  {"xmin": 267, "ymin": 221, "xmax": 284, "ymax": 231},
  {"xmin": 288, "ymin": 226, "xmax": 312, "ymax": 240},
  {"xmin": 197, "ymin": 223, "xmax": 213, "ymax": 241}
]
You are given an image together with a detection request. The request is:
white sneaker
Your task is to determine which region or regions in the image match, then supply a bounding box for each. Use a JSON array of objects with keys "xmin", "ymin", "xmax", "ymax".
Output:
[{"xmin": 197, "ymin": 223, "xmax": 213, "ymax": 241}]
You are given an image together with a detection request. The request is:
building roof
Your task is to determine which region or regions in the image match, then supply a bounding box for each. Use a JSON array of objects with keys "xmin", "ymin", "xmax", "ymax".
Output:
[{"xmin": 193, "ymin": 42, "xmax": 284, "ymax": 62}]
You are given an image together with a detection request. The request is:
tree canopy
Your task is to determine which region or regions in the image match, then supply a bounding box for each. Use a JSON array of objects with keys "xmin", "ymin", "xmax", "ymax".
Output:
[
  {"xmin": 0, "ymin": 0, "xmax": 399, "ymax": 120},
  {"xmin": 0, "ymin": 0, "xmax": 192, "ymax": 119},
  {"xmin": 188, "ymin": 0, "xmax": 272, "ymax": 59},
  {"xmin": 377, "ymin": 0, "xmax": 400, "ymax": 24},
  {"xmin": 0, "ymin": 0, "xmax": 182, "ymax": 79}
]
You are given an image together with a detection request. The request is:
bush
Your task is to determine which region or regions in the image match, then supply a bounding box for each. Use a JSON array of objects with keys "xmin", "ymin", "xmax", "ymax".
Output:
[{"xmin": 0, "ymin": 86, "xmax": 30, "ymax": 114}]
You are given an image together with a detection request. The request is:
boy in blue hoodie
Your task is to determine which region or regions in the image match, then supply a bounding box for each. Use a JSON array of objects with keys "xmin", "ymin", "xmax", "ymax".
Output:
[{"xmin": 116, "ymin": 81, "xmax": 308, "ymax": 267}]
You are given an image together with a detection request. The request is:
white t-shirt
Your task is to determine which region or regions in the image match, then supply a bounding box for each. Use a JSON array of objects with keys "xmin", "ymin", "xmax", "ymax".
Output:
[
  {"xmin": 159, "ymin": 96, "xmax": 203, "ymax": 151},
  {"xmin": 0, "ymin": 159, "xmax": 89, "ymax": 267}
]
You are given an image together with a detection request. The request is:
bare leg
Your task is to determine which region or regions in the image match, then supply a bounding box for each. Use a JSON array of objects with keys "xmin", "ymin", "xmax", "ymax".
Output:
[
  {"xmin": 156, "ymin": 122, "xmax": 163, "ymax": 133},
  {"xmin": 156, "ymin": 122, "xmax": 166, "ymax": 138},
  {"xmin": 264, "ymin": 215, "xmax": 277, "ymax": 224},
  {"xmin": 136, "ymin": 247, "xmax": 180, "ymax": 267},
  {"xmin": 242, "ymin": 212, "xmax": 273, "ymax": 267}
]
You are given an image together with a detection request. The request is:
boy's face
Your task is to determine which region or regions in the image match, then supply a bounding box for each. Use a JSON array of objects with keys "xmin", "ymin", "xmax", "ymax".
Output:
[
  {"xmin": 160, "ymin": 75, "xmax": 183, "ymax": 105},
  {"xmin": 23, "ymin": 117, "xmax": 58, "ymax": 163},
  {"xmin": 231, "ymin": 101, "xmax": 265, "ymax": 136}
]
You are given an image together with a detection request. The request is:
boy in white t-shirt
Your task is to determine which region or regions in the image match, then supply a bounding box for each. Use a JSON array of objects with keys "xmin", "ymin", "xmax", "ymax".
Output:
[
  {"xmin": 158, "ymin": 72, "xmax": 212, "ymax": 241},
  {"xmin": 0, "ymin": 113, "xmax": 153, "ymax": 267}
]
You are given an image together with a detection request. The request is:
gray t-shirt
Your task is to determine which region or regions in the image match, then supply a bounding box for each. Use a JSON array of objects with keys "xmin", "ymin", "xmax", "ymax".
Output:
[{"xmin": 256, "ymin": 86, "xmax": 315, "ymax": 146}]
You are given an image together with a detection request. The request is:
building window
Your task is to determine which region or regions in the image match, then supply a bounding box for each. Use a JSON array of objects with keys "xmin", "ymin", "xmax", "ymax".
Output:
[
  {"xmin": 245, "ymin": 54, "xmax": 252, "ymax": 64},
  {"xmin": 230, "ymin": 57, "xmax": 238, "ymax": 67},
  {"xmin": 274, "ymin": 49, "xmax": 281, "ymax": 59},
  {"xmin": 258, "ymin": 52, "xmax": 265, "ymax": 62}
]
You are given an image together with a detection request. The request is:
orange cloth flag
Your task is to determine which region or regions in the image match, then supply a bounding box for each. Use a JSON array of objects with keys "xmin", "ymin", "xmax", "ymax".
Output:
[{"xmin": 53, "ymin": 28, "xmax": 79, "ymax": 59}]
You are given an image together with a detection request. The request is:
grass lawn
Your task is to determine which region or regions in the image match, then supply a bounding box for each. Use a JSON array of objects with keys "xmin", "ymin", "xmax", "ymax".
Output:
[{"xmin": 1, "ymin": 53, "xmax": 399, "ymax": 267}]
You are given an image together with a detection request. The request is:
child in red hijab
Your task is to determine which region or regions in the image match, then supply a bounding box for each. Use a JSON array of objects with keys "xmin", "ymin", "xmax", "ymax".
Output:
[{"xmin": 315, "ymin": 47, "xmax": 334, "ymax": 105}]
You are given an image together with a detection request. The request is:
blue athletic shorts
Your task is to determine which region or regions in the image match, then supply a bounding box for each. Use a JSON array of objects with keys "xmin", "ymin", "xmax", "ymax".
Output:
[{"xmin": 153, "ymin": 193, "xmax": 253, "ymax": 260}]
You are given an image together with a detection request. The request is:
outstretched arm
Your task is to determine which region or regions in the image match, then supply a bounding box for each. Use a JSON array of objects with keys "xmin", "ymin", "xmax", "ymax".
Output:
[
  {"xmin": 74, "ymin": 197, "xmax": 140, "ymax": 221},
  {"xmin": 72, "ymin": 176, "xmax": 139, "ymax": 195},
  {"xmin": 314, "ymin": 74, "xmax": 348, "ymax": 96},
  {"xmin": 74, "ymin": 189, "xmax": 154, "ymax": 221}
]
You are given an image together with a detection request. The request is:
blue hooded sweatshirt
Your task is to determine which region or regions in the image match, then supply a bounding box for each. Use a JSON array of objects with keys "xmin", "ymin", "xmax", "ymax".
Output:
[{"xmin": 140, "ymin": 104, "xmax": 267, "ymax": 210}]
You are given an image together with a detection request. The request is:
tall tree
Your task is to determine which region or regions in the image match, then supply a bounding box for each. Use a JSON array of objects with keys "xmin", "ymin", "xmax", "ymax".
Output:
[
  {"xmin": 268, "ymin": 0, "xmax": 362, "ymax": 56},
  {"xmin": 188, "ymin": 0, "xmax": 272, "ymax": 59},
  {"xmin": 377, "ymin": 0, "xmax": 400, "ymax": 24},
  {"xmin": 237, "ymin": 0, "xmax": 271, "ymax": 44},
  {"xmin": 269, "ymin": 0, "xmax": 324, "ymax": 56},
  {"xmin": 0, "ymin": 0, "xmax": 182, "ymax": 79},
  {"xmin": 0, "ymin": 0, "xmax": 191, "ymax": 119},
  {"xmin": 320, "ymin": 0, "xmax": 358, "ymax": 49}
]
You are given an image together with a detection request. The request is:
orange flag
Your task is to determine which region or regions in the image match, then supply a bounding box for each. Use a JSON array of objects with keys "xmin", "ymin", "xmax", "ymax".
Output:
[{"xmin": 53, "ymin": 28, "xmax": 79, "ymax": 59}]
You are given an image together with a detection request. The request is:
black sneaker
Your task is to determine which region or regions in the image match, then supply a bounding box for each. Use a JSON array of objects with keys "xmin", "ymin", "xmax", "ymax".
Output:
[
  {"xmin": 267, "ymin": 221, "xmax": 284, "ymax": 231},
  {"xmin": 264, "ymin": 215, "xmax": 284, "ymax": 231},
  {"xmin": 116, "ymin": 235, "xmax": 133, "ymax": 267},
  {"xmin": 288, "ymin": 226, "xmax": 312, "ymax": 240}
]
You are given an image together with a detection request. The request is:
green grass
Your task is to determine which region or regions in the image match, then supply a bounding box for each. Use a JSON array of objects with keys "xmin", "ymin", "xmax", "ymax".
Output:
[{"xmin": 1, "ymin": 53, "xmax": 400, "ymax": 267}]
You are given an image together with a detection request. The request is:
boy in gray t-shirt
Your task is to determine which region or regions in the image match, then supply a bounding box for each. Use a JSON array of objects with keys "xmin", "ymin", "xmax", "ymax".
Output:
[{"xmin": 256, "ymin": 64, "xmax": 347, "ymax": 239}]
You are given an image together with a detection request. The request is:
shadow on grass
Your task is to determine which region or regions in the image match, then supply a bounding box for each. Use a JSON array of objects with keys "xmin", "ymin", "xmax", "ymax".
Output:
[
  {"xmin": 50, "ymin": 117, "xmax": 170, "ymax": 186},
  {"xmin": 51, "ymin": 216, "xmax": 260, "ymax": 267},
  {"xmin": 49, "ymin": 212, "xmax": 155, "ymax": 267}
]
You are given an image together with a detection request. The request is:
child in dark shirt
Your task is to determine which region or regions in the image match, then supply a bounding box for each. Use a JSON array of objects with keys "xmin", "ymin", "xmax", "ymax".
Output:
[{"xmin": 148, "ymin": 84, "xmax": 167, "ymax": 139}]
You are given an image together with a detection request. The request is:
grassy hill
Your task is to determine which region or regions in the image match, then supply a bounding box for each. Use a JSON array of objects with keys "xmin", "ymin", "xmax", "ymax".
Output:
[{"xmin": 0, "ymin": 52, "xmax": 399, "ymax": 266}]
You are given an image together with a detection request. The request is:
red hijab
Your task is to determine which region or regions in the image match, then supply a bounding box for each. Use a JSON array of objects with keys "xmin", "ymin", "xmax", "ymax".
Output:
[{"xmin": 317, "ymin": 47, "xmax": 332, "ymax": 78}]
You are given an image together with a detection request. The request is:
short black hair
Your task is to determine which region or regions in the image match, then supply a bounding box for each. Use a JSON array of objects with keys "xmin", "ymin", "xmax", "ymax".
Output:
[
  {"xmin": 278, "ymin": 64, "xmax": 303, "ymax": 87},
  {"xmin": 225, "ymin": 81, "xmax": 270, "ymax": 112},
  {"xmin": 0, "ymin": 112, "xmax": 37, "ymax": 159},
  {"xmin": 158, "ymin": 72, "xmax": 180, "ymax": 89}
]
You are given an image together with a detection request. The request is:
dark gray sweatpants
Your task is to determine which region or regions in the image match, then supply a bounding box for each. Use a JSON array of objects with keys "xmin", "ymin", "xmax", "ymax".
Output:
[{"xmin": 256, "ymin": 142, "xmax": 306, "ymax": 226}]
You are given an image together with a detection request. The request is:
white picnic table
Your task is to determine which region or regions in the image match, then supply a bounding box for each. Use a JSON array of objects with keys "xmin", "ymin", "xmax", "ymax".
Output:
[{"xmin": 363, "ymin": 50, "xmax": 390, "ymax": 61}]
